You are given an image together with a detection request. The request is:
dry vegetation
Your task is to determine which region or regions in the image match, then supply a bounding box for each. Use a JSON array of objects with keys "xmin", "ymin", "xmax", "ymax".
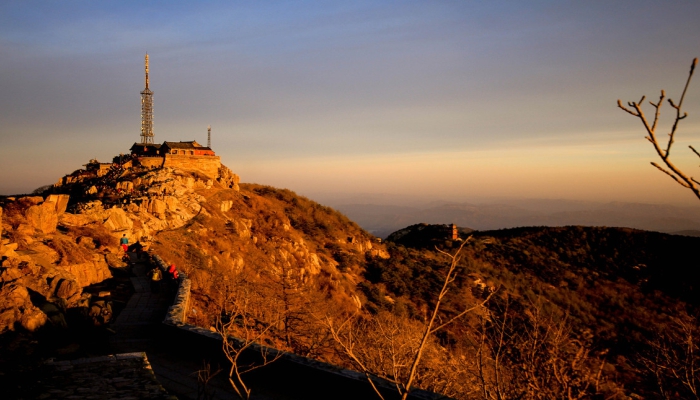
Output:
[{"xmin": 146, "ymin": 177, "xmax": 700, "ymax": 399}]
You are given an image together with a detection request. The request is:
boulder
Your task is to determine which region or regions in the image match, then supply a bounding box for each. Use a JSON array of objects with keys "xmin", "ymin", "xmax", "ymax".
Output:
[
  {"xmin": 55, "ymin": 278, "xmax": 80, "ymax": 299},
  {"xmin": 164, "ymin": 196, "xmax": 179, "ymax": 211},
  {"xmin": 229, "ymin": 218, "xmax": 252, "ymax": 238},
  {"xmin": 217, "ymin": 165, "xmax": 240, "ymax": 191},
  {"xmin": 307, "ymin": 253, "xmax": 322, "ymax": 275},
  {"xmin": 0, "ymin": 263, "xmax": 23, "ymax": 283},
  {"xmin": 25, "ymin": 201, "xmax": 59, "ymax": 234},
  {"xmin": 369, "ymin": 248, "xmax": 391, "ymax": 259},
  {"xmin": 0, "ymin": 284, "xmax": 35, "ymax": 333},
  {"xmin": 0, "ymin": 309, "xmax": 18, "ymax": 333},
  {"xmin": 59, "ymin": 259, "xmax": 112, "ymax": 288},
  {"xmin": 220, "ymin": 200, "xmax": 234, "ymax": 212},
  {"xmin": 75, "ymin": 200, "xmax": 104, "ymax": 214},
  {"xmin": 45, "ymin": 194, "xmax": 70, "ymax": 215},
  {"xmin": 115, "ymin": 181, "xmax": 133, "ymax": 191},
  {"xmin": 59, "ymin": 212, "xmax": 96, "ymax": 227},
  {"xmin": 105, "ymin": 252, "xmax": 128, "ymax": 269},
  {"xmin": 0, "ymin": 242, "xmax": 18, "ymax": 259},
  {"xmin": 3, "ymin": 284, "xmax": 30, "ymax": 309},
  {"xmin": 27, "ymin": 241, "xmax": 60, "ymax": 265},
  {"xmin": 20, "ymin": 308, "xmax": 48, "ymax": 332},
  {"xmin": 103, "ymin": 207, "xmax": 133, "ymax": 232},
  {"xmin": 147, "ymin": 198, "xmax": 164, "ymax": 214}
]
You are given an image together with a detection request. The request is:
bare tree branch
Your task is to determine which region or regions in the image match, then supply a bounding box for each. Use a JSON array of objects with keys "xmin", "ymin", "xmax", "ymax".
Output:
[
  {"xmin": 690, "ymin": 145, "xmax": 700, "ymax": 159},
  {"xmin": 216, "ymin": 278, "xmax": 285, "ymax": 400},
  {"xmin": 618, "ymin": 58, "xmax": 700, "ymax": 201},
  {"xmin": 327, "ymin": 236, "xmax": 495, "ymax": 400}
]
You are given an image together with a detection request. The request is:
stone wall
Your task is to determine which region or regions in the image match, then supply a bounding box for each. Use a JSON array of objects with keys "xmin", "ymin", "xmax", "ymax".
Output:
[
  {"xmin": 163, "ymin": 154, "xmax": 221, "ymax": 179},
  {"xmin": 153, "ymin": 255, "xmax": 190, "ymax": 326},
  {"xmin": 138, "ymin": 157, "xmax": 164, "ymax": 169},
  {"xmin": 156, "ymin": 252, "xmax": 443, "ymax": 400}
]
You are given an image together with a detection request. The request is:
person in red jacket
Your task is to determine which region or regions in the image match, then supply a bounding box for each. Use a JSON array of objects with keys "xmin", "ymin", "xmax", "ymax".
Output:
[
  {"xmin": 166, "ymin": 264, "xmax": 179, "ymax": 294},
  {"xmin": 167, "ymin": 264, "xmax": 179, "ymax": 280}
]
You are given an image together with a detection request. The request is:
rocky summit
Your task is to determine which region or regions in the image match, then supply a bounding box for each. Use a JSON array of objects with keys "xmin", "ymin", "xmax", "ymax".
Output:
[{"xmin": 0, "ymin": 154, "xmax": 240, "ymax": 336}]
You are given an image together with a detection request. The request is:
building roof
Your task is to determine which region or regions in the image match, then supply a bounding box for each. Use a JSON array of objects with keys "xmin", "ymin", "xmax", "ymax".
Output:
[
  {"xmin": 162, "ymin": 141, "xmax": 212, "ymax": 151},
  {"xmin": 130, "ymin": 142, "xmax": 162, "ymax": 150}
]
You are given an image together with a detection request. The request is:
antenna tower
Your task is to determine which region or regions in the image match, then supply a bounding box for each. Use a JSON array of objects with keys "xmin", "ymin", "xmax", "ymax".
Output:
[
  {"xmin": 140, "ymin": 53, "xmax": 154, "ymax": 144},
  {"xmin": 207, "ymin": 125, "xmax": 211, "ymax": 148}
]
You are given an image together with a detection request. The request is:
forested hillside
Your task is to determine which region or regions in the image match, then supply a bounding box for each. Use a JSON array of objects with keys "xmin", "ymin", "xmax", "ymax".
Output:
[
  {"xmin": 152, "ymin": 182, "xmax": 700, "ymax": 399},
  {"xmin": 375, "ymin": 224, "xmax": 700, "ymax": 398}
]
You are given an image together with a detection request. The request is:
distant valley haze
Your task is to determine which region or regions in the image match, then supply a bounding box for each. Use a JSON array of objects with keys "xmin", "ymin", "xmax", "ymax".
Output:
[
  {"xmin": 317, "ymin": 195, "xmax": 700, "ymax": 238},
  {"xmin": 2, "ymin": 1, "xmax": 700, "ymax": 233}
]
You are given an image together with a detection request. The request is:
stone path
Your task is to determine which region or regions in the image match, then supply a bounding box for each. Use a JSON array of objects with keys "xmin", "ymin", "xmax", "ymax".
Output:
[
  {"xmin": 108, "ymin": 254, "xmax": 172, "ymax": 353},
  {"xmin": 17, "ymin": 250, "xmax": 418, "ymax": 400},
  {"xmin": 105, "ymin": 254, "xmax": 284, "ymax": 400},
  {"xmin": 36, "ymin": 353, "xmax": 175, "ymax": 400}
]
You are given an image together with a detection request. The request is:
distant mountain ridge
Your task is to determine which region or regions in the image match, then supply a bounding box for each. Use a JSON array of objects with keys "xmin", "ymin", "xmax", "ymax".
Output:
[{"xmin": 333, "ymin": 199, "xmax": 700, "ymax": 238}]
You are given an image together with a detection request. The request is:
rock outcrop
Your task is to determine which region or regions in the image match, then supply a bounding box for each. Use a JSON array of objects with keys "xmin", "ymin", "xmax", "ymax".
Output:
[
  {"xmin": 25, "ymin": 200, "xmax": 59, "ymax": 235},
  {"xmin": 0, "ymin": 196, "xmax": 113, "ymax": 334},
  {"xmin": 218, "ymin": 165, "xmax": 240, "ymax": 191}
]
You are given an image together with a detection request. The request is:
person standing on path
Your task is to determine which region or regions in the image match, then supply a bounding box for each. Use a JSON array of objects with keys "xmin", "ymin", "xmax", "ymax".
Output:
[
  {"xmin": 166, "ymin": 264, "xmax": 179, "ymax": 294},
  {"xmin": 120, "ymin": 234, "xmax": 129, "ymax": 252},
  {"xmin": 147, "ymin": 266, "xmax": 162, "ymax": 293}
]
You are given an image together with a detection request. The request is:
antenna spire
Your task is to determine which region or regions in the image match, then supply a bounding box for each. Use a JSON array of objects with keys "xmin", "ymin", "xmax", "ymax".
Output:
[
  {"xmin": 140, "ymin": 53, "xmax": 154, "ymax": 144},
  {"xmin": 145, "ymin": 53, "xmax": 150, "ymax": 89}
]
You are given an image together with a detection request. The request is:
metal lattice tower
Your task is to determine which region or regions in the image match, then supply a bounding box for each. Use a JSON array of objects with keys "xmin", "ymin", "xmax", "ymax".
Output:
[
  {"xmin": 207, "ymin": 125, "xmax": 211, "ymax": 148},
  {"xmin": 140, "ymin": 53, "xmax": 154, "ymax": 145}
]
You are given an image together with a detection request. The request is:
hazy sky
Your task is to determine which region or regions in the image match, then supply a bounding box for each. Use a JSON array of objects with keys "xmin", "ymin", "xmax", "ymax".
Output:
[{"xmin": 1, "ymin": 1, "xmax": 700, "ymax": 206}]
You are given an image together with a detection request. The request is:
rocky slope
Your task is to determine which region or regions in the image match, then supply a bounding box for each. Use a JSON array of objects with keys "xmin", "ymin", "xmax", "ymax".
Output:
[
  {"xmin": 0, "ymin": 154, "xmax": 385, "ymax": 346},
  {"xmin": 0, "ymin": 155, "xmax": 240, "ymax": 335},
  {"xmin": 0, "ymin": 195, "xmax": 114, "ymax": 334}
]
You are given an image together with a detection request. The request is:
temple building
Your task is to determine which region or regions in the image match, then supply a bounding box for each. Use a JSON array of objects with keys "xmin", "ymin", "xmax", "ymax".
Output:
[
  {"xmin": 161, "ymin": 141, "xmax": 215, "ymax": 156},
  {"xmin": 127, "ymin": 54, "xmax": 221, "ymax": 179}
]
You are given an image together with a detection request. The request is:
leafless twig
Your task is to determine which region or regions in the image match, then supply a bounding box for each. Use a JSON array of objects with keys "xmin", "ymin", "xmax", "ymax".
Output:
[{"xmin": 618, "ymin": 58, "xmax": 700, "ymax": 200}]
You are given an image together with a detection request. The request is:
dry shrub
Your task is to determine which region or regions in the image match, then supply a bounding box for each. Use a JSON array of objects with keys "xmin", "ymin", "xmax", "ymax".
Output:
[
  {"xmin": 66, "ymin": 223, "xmax": 118, "ymax": 248},
  {"xmin": 47, "ymin": 235, "xmax": 94, "ymax": 265}
]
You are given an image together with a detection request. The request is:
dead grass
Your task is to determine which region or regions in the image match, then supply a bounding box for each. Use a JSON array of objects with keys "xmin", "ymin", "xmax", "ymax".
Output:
[
  {"xmin": 47, "ymin": 235, "xmax": 95, "ymax": 265},
  {"xmin": 65, "ymin": 223, "xmax": 118, "ymax": 249}
]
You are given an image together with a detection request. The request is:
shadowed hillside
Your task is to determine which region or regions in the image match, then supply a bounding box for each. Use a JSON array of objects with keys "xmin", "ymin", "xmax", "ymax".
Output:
[{"xmin": 370, "ymin": 224, "xmax": 700, "ymax": 398}]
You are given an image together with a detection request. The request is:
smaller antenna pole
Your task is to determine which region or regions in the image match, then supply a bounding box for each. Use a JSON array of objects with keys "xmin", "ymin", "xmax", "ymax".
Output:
[
  {"xmin": 207, "ymin": 125, "xmax": 211, "ymax": 148},
  {"xmin": 145, "ymin": 53, "xmax": 149, "ymax": 89}
]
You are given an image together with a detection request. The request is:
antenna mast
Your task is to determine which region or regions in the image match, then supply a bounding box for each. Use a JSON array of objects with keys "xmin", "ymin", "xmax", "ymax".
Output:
[
  {"xmin": 207, "ymin": 125, "xmax": 211, "ymax": 148},
  {"xmin": 140, "ymin": 53, "xmax": 154, "ymax": 144}
]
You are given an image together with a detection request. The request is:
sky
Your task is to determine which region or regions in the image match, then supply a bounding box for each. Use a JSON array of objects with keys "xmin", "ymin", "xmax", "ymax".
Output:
[{"xmin": 1, "ymin": 1, "xmax": 700, "ymax": 207}]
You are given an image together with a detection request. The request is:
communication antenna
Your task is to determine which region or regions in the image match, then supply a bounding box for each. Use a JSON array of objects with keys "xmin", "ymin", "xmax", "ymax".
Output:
[{"xmin": 140, "ymin": 53, "xmax": 154, "ymax": 144}]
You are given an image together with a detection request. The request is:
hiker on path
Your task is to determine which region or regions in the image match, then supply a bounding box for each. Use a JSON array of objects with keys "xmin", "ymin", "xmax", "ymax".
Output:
[
  {"xmin": 120, "ymin": 234, "xmax": 129, "ymax": 252},
  {"xmin": 147, "ymin": 266, "xmax": 162, "ymax": 293},
  {"xmin": 166, "ymin": 264, "xmax": 179, "ymax": 294},
  {"xmin": 167, "ymin": 264, "xmax": 179, "ymax": 281}
]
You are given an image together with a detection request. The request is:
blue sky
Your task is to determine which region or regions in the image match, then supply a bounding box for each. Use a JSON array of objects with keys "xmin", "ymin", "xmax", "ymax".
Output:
[{"xmin": 1, "ymin": 1, "xmax": 700, "ymax": 205}]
